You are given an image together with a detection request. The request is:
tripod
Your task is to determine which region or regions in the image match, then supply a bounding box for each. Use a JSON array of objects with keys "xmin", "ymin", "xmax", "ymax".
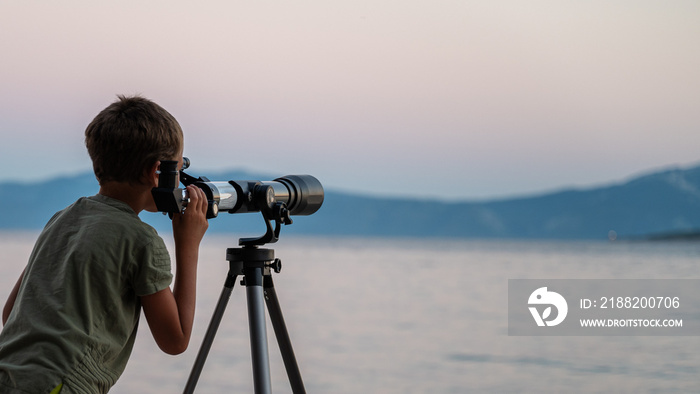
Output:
[{"xmin": 183, "ymin": 209, "xmax": 306, "ymax": 393}]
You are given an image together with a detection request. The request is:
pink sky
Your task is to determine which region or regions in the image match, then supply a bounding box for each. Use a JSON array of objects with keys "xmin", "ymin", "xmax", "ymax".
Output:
[{"xmin": 1, "ymin": 1, "xmax": 699, "ymax": 200}]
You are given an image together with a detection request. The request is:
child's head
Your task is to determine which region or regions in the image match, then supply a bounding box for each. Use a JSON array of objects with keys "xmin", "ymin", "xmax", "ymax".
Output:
[{"xmin": 85, "ymin": 95, "xmax": 184, "ymax": 185}]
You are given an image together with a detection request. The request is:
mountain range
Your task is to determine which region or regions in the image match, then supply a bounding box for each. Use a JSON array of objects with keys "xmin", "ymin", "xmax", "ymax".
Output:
[{"xmin": 2, "ymin": 164, "xmax": 700, "ymax": 240}]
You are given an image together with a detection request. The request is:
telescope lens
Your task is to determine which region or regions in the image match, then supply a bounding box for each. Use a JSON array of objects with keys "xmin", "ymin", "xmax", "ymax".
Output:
[{"xmin": 273, "ymin": 175, "xmax": 324, "ymax": 216}]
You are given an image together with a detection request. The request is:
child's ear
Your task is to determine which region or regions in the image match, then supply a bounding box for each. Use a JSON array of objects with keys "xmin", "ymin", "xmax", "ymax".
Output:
[{"xmin": 148, "ymin": 161, "xmax": 161, "ymax": 188}]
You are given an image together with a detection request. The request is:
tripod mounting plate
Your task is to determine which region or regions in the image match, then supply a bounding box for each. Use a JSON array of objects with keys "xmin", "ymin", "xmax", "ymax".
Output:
[{"xmin": 226, "ymin": 246, "xmax": 276, "ymax": 278}]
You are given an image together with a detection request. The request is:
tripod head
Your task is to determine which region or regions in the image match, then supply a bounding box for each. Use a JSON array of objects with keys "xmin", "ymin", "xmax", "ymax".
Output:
[{"xmin": 152, "ymin": 158, "xmax": 324, "ymax": 246}]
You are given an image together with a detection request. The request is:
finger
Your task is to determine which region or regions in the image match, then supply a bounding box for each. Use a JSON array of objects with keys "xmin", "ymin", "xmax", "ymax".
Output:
[
  {"xmin": 186, "ymin": 186, "xmax": 198, "ymax": 208},
  {"xmin": 188, "ymin": 186, "xmax": 208, "ymax": 214},
  {"xmin": 198, "ymin": 188, "xmax": 208, "ymax": 215},
  {"xmin": 193, "ymin": 187, "xmax": 205, "ymax": 213}
]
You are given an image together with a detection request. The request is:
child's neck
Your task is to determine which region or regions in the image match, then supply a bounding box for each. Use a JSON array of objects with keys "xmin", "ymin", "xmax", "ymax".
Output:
[{"xmin": 98, "ymin": 181, "xmax": 153, "ymax": 214}]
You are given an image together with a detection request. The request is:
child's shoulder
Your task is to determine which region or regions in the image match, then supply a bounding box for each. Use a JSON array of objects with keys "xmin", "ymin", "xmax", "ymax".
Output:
[{"xmin": 48, "ymin": 195, "xmax": 158, "ymax": 242}]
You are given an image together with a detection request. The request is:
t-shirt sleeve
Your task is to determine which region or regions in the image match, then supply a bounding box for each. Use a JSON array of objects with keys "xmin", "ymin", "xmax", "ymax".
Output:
[{"xmin": 132, "ymin": 235, "xmax": 173, "ymax": 296}]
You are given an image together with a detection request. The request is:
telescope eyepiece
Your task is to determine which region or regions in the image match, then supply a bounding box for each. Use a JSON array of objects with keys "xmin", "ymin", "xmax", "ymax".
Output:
[{"xmin": 158, "ymin": 160, "xmax": 180, "ymax": 189}]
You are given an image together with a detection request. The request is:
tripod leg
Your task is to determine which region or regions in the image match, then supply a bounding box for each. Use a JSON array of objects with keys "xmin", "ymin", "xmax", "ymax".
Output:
[
  {"xmin": 183, "ymin": 272, "xmax": 238, "ymax": 394},
  {"xmin": 264, "ymin": 275, "xmax": 306, "ymax": 394},
  {"xmin": 245, "ymin": 265, "xmax": 272, "ymax": 394}
]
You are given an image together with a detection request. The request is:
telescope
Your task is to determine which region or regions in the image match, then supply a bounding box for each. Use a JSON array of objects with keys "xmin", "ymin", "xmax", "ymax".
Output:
[
  {"xmin": 152, "ymin": 157, "xmax": 324, "ymax": 245},
  {"xmin": 154, "ymin": 159, "xmax": 325, "ymax": 392}
]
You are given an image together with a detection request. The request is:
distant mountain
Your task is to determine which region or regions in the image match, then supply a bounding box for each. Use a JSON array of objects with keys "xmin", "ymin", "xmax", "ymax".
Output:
[{"xmin": 2, "ymin": 165, "xmax": 700, "ymax": 240}]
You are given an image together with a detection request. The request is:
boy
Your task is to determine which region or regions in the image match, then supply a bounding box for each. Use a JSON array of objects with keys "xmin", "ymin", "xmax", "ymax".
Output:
[{"xmin": 0, "ymin": 95, "xmax": 209, "ymax": 393}]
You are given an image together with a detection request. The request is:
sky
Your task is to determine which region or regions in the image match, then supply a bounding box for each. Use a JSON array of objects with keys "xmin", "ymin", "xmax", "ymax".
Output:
[{"xmin": 1, "ymin": 1, "xmax": 699, "ymax": 201}]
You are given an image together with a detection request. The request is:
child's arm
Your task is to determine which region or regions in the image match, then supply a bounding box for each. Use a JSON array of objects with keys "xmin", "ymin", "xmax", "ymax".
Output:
[
  {"xmin": 2, "ymin": 268, "xmax": 25, "ymax": 325},
  {"xmin": 141, "ymin": 185, "xmax": 209, "ymax": 355}
]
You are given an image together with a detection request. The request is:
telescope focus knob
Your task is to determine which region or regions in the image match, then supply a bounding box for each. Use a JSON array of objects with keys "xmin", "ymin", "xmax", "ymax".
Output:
[
  {"xmin": 269, "ymin": 258, "xmax": 282, "ymax": 273},
  {"xmin": 208, "ymin": 200, "xmax": 219, "ymax": 219}
]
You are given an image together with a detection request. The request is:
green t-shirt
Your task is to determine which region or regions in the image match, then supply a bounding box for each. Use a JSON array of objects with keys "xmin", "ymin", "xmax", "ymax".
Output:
[{"xmin": 0, "ymin": 195, "xmax": 173, "ymax": 393}]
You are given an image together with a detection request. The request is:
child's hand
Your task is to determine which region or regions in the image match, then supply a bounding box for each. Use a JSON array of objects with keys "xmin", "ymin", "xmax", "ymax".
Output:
[{"xmin": 172, "ymin": 185, "xmax": 209, "ymax": 249}]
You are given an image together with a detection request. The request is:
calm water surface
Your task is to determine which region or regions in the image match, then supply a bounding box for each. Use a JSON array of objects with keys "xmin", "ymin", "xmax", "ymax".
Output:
[{"xmin": 1, "ymin": 232, "xmax": 698, "ymax": 393}]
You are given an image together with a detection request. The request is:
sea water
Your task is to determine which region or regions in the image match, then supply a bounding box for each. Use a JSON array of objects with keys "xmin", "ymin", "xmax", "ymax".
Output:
[{"xmin": 1, "ymin": 232, "xmax": 699, "ymax": 393}]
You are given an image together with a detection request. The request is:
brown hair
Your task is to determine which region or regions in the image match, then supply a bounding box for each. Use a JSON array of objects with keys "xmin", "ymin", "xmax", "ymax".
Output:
[{"xmin": 85, "ymin": 95, "xmax": 183, "ymax": 185}]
